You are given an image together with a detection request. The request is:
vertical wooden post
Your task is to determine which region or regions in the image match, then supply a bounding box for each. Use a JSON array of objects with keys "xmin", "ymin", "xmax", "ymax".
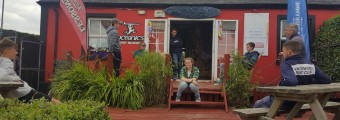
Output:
[
  {"xmin": 224, "ymin": 54, "xmax": 230, "ymax": 81},
  {"xmin": 107, "ymin": 53, "xmax": 114, "ymax": 78},
  {"xmin": 223, "ymin": 54, "xmax": 230, "ymax": 113}
]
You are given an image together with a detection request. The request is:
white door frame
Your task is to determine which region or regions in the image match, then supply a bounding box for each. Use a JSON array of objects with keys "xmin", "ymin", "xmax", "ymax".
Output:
[
  {"xmin": 213, "ymin": 20, "xmax": 239, "ymax": 81},
  {"xmin": 168, "ymin": 18, "xmax": 216, "ymax": 81}
]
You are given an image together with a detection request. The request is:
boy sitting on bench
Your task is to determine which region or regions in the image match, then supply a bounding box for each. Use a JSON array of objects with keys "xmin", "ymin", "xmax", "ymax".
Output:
[{"xmin": 254, "ymin": 40, "xmax": 331, "ymax": 110}]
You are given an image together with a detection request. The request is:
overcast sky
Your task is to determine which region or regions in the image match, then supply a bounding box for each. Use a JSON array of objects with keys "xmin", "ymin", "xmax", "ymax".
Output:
[{"xmin": 0, "ymin": 0, "xmax": 40, "ymax": 35}]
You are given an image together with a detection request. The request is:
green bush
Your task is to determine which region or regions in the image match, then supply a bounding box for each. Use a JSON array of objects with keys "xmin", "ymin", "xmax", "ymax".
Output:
[
  {"xmin": 313, "ymin": 14, "xmax": 340, "ymax": 82},
  {"xmin": 0, "ymin": 99, "xmax": 110, "ymax": 119},
  {"xmin": 51, "ymin": 62, "xmax": 144, "ymax": 110},
  {"xmin": 225, "ymin": 51, "xmax": 254, "ymax": 108},
  {"xmin": 134, "ymin": 52, "xmax": 172, "ymax": 106}
]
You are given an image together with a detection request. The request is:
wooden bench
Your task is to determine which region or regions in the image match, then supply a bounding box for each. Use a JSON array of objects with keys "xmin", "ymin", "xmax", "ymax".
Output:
[
  {"xmin": 233, "ymin": 101, "xmax": 340, "ymax": 120},
  {"xmin": 168, "ymin": 80, "xmax": 228, "ymax": 112},
  {"xmin": 0, "ymin": 81, "xmax": 24, "ymax": 99}
]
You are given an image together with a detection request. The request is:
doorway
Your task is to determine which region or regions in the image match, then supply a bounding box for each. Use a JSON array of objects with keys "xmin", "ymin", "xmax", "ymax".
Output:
[{"xmin": 170, "ymin": 21, "xmax": 213, "ymax": 80}]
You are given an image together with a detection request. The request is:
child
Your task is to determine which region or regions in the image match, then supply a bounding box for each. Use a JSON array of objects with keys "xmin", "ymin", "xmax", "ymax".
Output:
[
  {"xmin": 254, "ymin": 40, "xmax": 331, "ymax": 110},
  {"xmin": 243, "ymin": 42, "xmax": 260, "ymax": 69},
  {"xmin": 175, "ymin": 57, "xmax": 201, "ymax": 102},
  {"xmin": 0, "ymin": 39, "xmax": 60, "ymax": 103}
]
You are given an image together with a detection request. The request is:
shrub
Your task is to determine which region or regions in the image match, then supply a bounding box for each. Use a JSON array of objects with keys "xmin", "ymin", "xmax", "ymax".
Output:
[
  {"xmin": 134, "ymin": 52, "xmax": 172, "ymax": 106},
  {"xmin": 225, "ymin": 51, "xmax": 254, "ymax": 108},
  {"xmin": 0, "ymin": 99, "xmax": 110, "ymax": 119},
  {"xmin": 51, "ymin": 62, "xmax": 144, "ymax": 110},
  {"xmin": 313, "ymin": 14, "xmax": 340, "ymax": 82}
]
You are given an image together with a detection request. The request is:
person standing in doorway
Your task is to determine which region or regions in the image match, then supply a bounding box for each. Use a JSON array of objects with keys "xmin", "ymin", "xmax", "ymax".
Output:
[
  {"xmin": 107, "ymin": 18, "xmax": 123, "ymax": 77},
  {"xmin": 170, "ymin": 29, "xmax": 183, "ymax": 80}
]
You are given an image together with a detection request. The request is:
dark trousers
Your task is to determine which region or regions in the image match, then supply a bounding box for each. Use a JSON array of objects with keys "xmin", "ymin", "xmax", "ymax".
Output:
[
  {"xmin": 18, "ymin": 89, "xmax": 51, "ymax": 102},
  {"xmin": 113, "ymin": 51, "xmax": 122, "ymax": 77}
]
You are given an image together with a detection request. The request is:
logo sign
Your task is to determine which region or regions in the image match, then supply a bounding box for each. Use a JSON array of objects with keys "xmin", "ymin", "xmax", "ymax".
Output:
[
  {"xmin": 154, "ymin": 10, "xmax": 165, "ymax": 18},
  {"xmin": 120, "ymin": 22, "xmax": 144, "ymax": 41},
  {"xmin": 60, "ymin": 0, "xmax": 87, "ymax": 50}
]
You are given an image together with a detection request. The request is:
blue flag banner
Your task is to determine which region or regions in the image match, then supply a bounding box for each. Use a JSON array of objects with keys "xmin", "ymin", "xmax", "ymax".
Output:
[{"xmin": 287, "ymin": 0, "xmax": 310, "ymax": 61}]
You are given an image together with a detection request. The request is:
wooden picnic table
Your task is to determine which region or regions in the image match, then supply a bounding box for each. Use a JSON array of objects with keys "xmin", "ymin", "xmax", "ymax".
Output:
[
  {"xmin": 0, "ymin": 81, "xmax": 24, "ymax": 98},
  {"xmin": 256, "ymin": 83, "xmax": 340, "ymax": 120}
]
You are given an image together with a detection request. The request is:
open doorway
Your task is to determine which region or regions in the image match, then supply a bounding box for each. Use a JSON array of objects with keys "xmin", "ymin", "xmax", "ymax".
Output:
[{"xmin": 170, "ymin": 21, "xmax": 213, "ymax": 80}]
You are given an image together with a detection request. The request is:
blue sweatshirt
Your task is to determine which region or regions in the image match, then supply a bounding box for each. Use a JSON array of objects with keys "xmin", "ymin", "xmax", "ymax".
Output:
[
  {"xmin": 170, "ymin": 36, "xmax": 183, "ymax": 53},
  {"xmin": 279, "ymin": 55, "xmax": 331, "ymax": 110},
  {"xmin": 279, "ymin": 55, "xmax": 331, "ymax": 86}
]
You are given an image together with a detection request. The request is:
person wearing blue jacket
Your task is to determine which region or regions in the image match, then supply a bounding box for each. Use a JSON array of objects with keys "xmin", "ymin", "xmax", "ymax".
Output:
[
  {"xmin": 254, "ymin": 40, "xmax": 331, "ymax": 110},
  {"xmin": 243, "ymin": 42, "xmax": 260, "ymax": 69}
]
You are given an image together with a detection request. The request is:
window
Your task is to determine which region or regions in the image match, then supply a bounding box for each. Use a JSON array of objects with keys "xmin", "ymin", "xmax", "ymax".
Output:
[
  {"xmin": 280, "ymin": 20, "xmax": 287, "ymax": 41},
  {"xmin": 146, "ymin": 20, "xmax": 166, "ymax": 52},
  {"xmin": 88, "ymin": 18, "xmax": 112, "ymax": 49}
]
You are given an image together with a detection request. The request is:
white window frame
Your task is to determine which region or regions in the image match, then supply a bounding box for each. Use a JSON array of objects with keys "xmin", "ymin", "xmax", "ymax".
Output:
[{"xmin": 87, "ymin": 18, "xmax": 113, "ymax": 49}]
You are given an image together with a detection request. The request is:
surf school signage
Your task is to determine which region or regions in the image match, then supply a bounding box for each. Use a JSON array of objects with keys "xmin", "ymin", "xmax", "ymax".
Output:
[{"xmin": 120, "ymin": 22, "xmax": 144, "ymax": 41}]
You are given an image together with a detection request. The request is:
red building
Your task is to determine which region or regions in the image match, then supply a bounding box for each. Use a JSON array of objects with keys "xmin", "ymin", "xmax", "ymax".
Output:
[{"xmin": 37, "ymin": 0, "xmax": 340, "ymax": 87}]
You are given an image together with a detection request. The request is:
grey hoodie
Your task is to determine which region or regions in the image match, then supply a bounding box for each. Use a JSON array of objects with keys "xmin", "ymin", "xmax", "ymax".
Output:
[
  {"xmin": 107, "ymin": 26, "xmax": 121, "ymax": 52},
  {"xmin": 0, "ymin": 57, "xmax": 31, "ymax": 98}
]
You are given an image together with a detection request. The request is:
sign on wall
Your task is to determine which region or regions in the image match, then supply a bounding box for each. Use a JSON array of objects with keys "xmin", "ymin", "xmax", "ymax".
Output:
[
  {"xmin": 243, "ymin": 13, "xmax": 269, "ymax": 56},
  {"xmin": 120, "ymin": 22, "xmax": 144, "ymax": 45}
]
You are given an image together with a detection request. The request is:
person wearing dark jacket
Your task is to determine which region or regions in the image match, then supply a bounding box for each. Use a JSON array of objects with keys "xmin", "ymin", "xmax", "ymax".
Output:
[
  {"xmin": 254, "ymin": 40, "xmax": 331, "ymax": 110},
  {"xmin": 243, "ymin": 42, "xmax": 260, "ymax": 69},
  {"xmin": 170, "ymin": 29, "xmax": 183, "ymax": 80}
]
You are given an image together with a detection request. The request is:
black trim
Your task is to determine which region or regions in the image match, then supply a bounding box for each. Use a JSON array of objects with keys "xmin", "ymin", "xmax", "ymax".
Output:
[
  {"xmin": 38, "ymin": 6, "xmax": 48, "ymax": 91},
  {"xmin": 86, "ymin": 13, "xmax": 116, "ymax": 18},
  {"xmin": 37, "ymin": 1, "xmax": 340, "ymax": 10},
  {"xmin": 276, "ymin": 15, "xmax": 316, "ymax": 63}
]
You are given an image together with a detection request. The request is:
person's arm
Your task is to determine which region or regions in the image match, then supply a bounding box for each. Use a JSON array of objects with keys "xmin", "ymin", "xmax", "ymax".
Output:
[
  {"xmin": 191, "ymin": 67, "xmax": 200, "ymax": 85},
  {"xmin": 180, "ymin": 67, "xmax": 192, "ymax": 82},
  {"xmin": 0, "ymin": 60, "xmax": 21, "ymax": 82},
  {"xmin": 280, "ymin": 62, "xmax": 298, "ymax": 86},
  {"xmin": 313, "ymin": 66, "xmax": 331, "ymax": 84}
]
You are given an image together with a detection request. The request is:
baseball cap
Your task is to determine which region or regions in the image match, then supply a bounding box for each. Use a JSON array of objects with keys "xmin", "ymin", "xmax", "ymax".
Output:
[{"xmin": 111, "ymin": 18, "xmax": 124, "ymax": 25}]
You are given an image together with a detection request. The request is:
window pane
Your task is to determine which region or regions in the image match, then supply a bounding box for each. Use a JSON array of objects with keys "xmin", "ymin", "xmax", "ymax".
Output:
[
  {"xmin": 90, "ymin": 20, "xmax": 101, "ymax": 35},
  {"xmin": 149, "ymin": 21, "xmax": 165, "ymax": 52},
  {"xmin": 100, "ymin": 20, "xmax": 111, "ymax": 35},
  {"xmin": 89, "ymin": 37, "xmax": 108, "ymax": 49}
]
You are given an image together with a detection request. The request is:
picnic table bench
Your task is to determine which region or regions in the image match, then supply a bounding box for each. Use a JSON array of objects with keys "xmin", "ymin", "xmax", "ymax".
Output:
[
  {"xmin": 234, "ymin": 83, "xmax": 340, "ymax": 120},
  {"xmin": 0, "ymin": 81, "xmax": 24, "ymax": 99}
]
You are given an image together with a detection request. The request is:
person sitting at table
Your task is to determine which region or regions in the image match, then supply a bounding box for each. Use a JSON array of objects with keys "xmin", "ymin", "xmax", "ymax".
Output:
[
  {"xmin": 0, "ymin": 39, "xmax": 61, "ymax": 104},
  {"xmin": 133, "ymin": 42, "xmax": 146, "ymax": 58},
  {"xmin": 254, "ymin": 40, "xmax": 331, "ymax": 110},
  {"xmin": 175, "ymin": 57, "xmax": 201, "ymax": 102}
]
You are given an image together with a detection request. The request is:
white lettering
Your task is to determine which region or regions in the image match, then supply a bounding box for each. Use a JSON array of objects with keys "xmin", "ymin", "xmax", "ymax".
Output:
[
  {"xmin": 291, "ymin": 64, "xmax": 316, "ymax": 75},
  {"xmin": 61, "ymin": 0, "xmax": 85, "ymax": 32}
]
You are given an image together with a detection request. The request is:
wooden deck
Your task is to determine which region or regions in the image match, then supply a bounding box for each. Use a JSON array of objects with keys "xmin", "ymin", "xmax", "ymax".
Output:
[{"xmin": 107, "ymin": 106, "xmax": 336, "ymax": 120}]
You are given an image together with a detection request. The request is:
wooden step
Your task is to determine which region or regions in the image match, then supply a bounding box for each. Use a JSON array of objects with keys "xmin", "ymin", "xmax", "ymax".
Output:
[
  {"xmin": 170, "ymin": 100, "xmax": 225, "ymax": 105},
  {"xmin": 173, "ymin": 90, "xmax": 222, "ymax": 94}
]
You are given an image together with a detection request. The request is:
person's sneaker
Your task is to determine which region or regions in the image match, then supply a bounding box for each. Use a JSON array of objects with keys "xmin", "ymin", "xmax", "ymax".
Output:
[
  {"xmin": 175, "ymin": 96, "xmax": 181, "ymax": 102},
  {"xmin": 195, "ymin": 96, "xmax": 201, "ymax": 102}
]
